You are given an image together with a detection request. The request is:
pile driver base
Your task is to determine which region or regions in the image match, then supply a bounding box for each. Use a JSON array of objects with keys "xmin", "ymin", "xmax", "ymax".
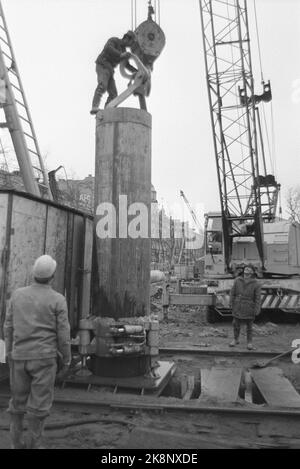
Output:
[{"xmin": 59, "ymin": 361, "xmax": 176, "ymax": 396}]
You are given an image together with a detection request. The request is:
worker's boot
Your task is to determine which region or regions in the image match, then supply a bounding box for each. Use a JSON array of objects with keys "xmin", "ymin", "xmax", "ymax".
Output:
[
  {"xmin": 27, "ymin": 415, "xmax": 46, "ymax": 449},
  {"xmin": 229, "ymin": 338, "xmax": 240, "ymax": 347},
  {"xmin": 9, "ymin": 413, "xmax": 25, "ymax": 449},
  {"xmin": 229, "ymin": 320, "xmax": 240, "ymax": 347},
  {"xmin": 247, "ymin": 322, "xmax": 255, "ymax": 350},
  {"xmin": 90, "ymin": 84, "xmax": 104, "ymax": 114}
]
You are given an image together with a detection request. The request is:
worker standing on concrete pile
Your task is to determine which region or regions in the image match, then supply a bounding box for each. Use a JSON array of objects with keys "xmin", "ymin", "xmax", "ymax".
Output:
[
  {"xmin": 4, "ymin": 255, "xmax": 71, "ymax": 449},
  {"xmin": 229, "ymin": 264, "xmax": 261, "ymax": 350},
  {"xmin": 90, "ymin": 30, "xmax": 137, "ymax": 114}
]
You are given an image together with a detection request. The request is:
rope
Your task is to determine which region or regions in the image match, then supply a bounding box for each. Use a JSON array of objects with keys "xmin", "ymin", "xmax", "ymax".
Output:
[
  {"xmin": 270, "ymin": 101, "xmax": 277, "ymax": 177},
  {"xmin": 253, "ymin": 0, "xmax": 264, "ymax": 83},
  {"xmin": 254, "ymin": 0, "xmax": 277, "ymax": 181},
  {"xmin": 131, "ymin": 0, "xmax": 137, "ymax": 30},
  {"xmin": 158, "ymin": 0, "xmax": 161, "ymax": 25},
  {"xmin": 261, "ymin": 102, "xmax": 274, "ymax": 174}
]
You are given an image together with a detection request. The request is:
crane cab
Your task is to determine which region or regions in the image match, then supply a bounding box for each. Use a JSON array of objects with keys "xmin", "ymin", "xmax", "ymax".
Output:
[
  {"xmin": 204, "ymin": 212, "xmax": 226, "ymax": 276},
  {"xmin": 204, "ymin": 212, "xmax": 300, "ymax": 278}
]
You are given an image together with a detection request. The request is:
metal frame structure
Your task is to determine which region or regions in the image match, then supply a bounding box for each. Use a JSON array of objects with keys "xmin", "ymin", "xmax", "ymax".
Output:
[
  {"xmin": 0, "ymin": 1, "xmax": 52, "ymax": 199},
  {"xmin": 199, "ymin": 0, "xmax": 270, "ymax": 270}
]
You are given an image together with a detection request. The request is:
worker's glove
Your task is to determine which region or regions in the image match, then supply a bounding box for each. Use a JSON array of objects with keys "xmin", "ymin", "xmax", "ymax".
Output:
[
  {"xmin": 56, "ymin": 364, "xmax": 70, "ymax": 383},
  {"xmin": 120, "ymin": 52, "xmax": 131, "ymax": 61}
]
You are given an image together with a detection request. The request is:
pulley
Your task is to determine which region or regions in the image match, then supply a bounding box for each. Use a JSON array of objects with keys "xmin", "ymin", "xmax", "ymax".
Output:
[{"xmin": 132, "ymin": 1, "xmax": 166, "ymax": 71}]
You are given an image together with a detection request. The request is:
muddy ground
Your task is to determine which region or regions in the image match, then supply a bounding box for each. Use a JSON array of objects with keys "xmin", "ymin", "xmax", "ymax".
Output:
[{"xmin": 0, "ymin": 304, "xmax": 300, "ymax": 449}]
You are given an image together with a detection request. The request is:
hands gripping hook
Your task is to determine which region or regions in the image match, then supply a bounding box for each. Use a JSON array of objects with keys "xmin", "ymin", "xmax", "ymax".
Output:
[{"xmin": 106, "ymin": 53, "xmax": 151, "ymax": 110}]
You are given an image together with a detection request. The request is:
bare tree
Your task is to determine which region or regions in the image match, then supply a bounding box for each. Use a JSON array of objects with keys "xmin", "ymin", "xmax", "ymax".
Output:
[{"xmin": 286, "ymin": 186, "xmax": 300, "ymax": 223}]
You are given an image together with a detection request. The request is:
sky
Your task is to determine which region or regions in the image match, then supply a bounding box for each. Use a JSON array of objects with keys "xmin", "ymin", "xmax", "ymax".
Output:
[{"xmin": 1, "ymin": 0, "xmax": 300, "ymax": 224}]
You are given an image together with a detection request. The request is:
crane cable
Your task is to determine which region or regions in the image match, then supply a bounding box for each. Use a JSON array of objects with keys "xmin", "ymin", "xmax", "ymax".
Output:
[
  {"xmin": 155, "ymin": 0, "xmax": 161, "ymax": 25},
  {"xmin": 150, "ymin": 0, "xmax": 161, "ymax": 25},
  {"xmin": 131, "ymin": 0, "xmax": 137, "ymax": 30},
  {"xmin": 253, "ymin": 0, "xmax": 264, "ymax": 84},
  {"xmin": 131, "ymin": 0, "xmax": 161, "ymax": 29},
  {"xmin": 271, "ymin": 101, "xmax": 277, "ymax": 176},
  {"xmin": 253, "ymin": 0, "xmax": 277, "ymax": 180}
]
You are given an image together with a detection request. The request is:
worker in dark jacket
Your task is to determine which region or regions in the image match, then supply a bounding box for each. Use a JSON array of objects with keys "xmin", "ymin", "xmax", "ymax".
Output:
[
  {"xmin": 90, "ymin": 30, "xmax": 137, "ymax": 114},
  {"xmin": 229, "ymin": 264, "xmax": 261, "ymax": 350},
  {"xmin": 4, "ymin": 255, "xmax": 71, "ymax": 449}
]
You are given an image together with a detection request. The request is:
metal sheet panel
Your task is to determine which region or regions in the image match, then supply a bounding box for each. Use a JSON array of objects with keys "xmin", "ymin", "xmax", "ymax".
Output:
[
  {"xmin": 0, "ymin": 193, "xmax": 8, "ymax": 292},
  {"xmin": 0, "ymin": 192, "xmax": 8, "ymax": 336},
  {"xmin": 80, "ymin": 218, "xmax": 93, "ymax": 319},
  {"xmin": 0, "ymin": 191, "xmax": 93, "ymax": 338},
  {"xmin": 68, "ymin": 214, "xmax": 85, "ymax": 332},
  {"xmin": 169, "ymin": 294, "xmax": 215, "ymax": 306},
  {"xmin": 44, "ymin": 205, "xmax": 68, "ymax": 294},
  {"xmin": 7, "ymin": 195, "xmax": 46, "ymax": 292}
]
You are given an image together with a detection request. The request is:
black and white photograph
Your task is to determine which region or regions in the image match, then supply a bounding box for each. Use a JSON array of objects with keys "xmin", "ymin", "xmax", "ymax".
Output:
[{"xmin": 0, "ymin": 0, "xmax": 300, "ymax": 454}]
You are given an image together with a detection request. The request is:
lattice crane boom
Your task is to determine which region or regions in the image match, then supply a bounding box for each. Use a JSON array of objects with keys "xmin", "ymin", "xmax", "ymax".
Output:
[
  {"xmin": 0, "ymin": 1, "xmax": 52, "ymax": 199},
  {"xmin": 180, "ymin": 190, "xmax": 202, "ymax": 233},
  {"xmin": 199, "ymin": 0, "xmax": 279, "ymax": 272}
]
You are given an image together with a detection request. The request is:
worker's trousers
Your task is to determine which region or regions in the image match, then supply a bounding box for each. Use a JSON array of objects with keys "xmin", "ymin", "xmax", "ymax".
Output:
[
  {"xmin": 232, "ymin": 317, "xmax": 254, "ymax": 343},
  {"xmin": 8, "ymin": 358, "xmax": 57, "ymax": 418},
  {"xmin": 91, "ymin": 64, "xmax": 118, "ymax": 109}
]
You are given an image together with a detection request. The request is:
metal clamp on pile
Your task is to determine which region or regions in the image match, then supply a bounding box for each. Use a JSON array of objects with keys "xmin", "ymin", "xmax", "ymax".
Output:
[{"xmin": 78, "ymin": 316, "xmax": 159, "ymax": 378}]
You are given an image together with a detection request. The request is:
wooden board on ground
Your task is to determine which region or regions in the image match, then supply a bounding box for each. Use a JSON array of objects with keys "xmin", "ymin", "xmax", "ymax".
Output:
[
  {"xmin": 181, "ymin": 375, "xmax": 195, "ymax": 400},
  {"xmin": 251, "ymin": 367, "xmax": 300, "ymax": 408},
  {"xmin": 124, "ymin": 426, "xmax": 241, "ymax": 449},
  {"xmin": 199, "ymin": 367, "xmax": 242, "ymax": 403}
]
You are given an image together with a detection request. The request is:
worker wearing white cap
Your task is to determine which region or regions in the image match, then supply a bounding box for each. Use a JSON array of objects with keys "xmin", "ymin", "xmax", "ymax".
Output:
[{"xmin": 4, "ymin": 254, "xmax": 71, "ymax": 449}]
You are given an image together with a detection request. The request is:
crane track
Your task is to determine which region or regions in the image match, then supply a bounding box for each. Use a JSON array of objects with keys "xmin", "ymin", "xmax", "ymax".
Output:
[
  {"xmin": 1, "ymin": 346, "xmax": 300, "ymax": 449},
  {"xmin": 159, "ymin": 346, "xmax": 282, "ymax": 357},
  {"xmin": 1, "ymin": 390, "xmax": 300, "ymax": 449}
]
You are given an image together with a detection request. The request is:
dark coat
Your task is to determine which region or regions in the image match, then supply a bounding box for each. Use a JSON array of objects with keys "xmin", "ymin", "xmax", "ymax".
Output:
[
  {"xmin": 96, "ymin": 37, "xmax": 136, "ymax": 74},
  {"xmin": 230, "ymin": 277, "xmax": 261, "ymax": 320},
  {"xmin": 96, "ymin": 37, "xmax": 126, "ymax": 71}
]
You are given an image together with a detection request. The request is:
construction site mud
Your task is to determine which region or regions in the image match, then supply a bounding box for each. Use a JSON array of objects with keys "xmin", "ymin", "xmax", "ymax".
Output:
[{"xmin": 1, "ymin": 305, "xmax": 300, "ymax": 449}]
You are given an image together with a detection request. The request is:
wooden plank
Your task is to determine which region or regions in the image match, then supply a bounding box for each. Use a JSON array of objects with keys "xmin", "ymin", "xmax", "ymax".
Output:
[
  {"xmin": 80, "ymin": 218, "xmax": 93, "ymax": 318},
  {"xmin": 251, "ymin": 367, "xmax": 300, "ymax": 408},
  {"xmin": 0, "ymin": 193, "xmax": 8, "ymax": 333},
  {"xmin": 69, "ymin": 214, "xmax": 84, "ymax": 331},
  {"xmin": 44, "ymin": 205, "xmax": 68, "ymax": 295},
  {"xmin": 199, "ymin": 367, "xmax": 242, "ymax": 403},
  {"xmin": 8, "ymin": 195, "xmax": 46, "ymax": 292},
  {"xmin": 181, "ymin": 375, "xmax": 195, "ymax": 400},
  {"xmin": 124, "ymin": 426, "xmax": 240, "ymax": 449},
  {"xmin": 169, "ymin": 294, "xmax": 215, "ymax": 306}
]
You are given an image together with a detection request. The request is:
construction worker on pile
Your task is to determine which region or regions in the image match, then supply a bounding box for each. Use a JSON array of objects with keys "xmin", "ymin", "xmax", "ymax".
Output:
[
  {"xmin": 90, "ymin": 30, "xmax": 137, "ymax": 114},
  {"xmin": 229, "ymin": 264, "xmax": 261, "ymax": 350},
  {"xmin": 4, "ymin": 255, "xmax": 71, "ymax": 449}
]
